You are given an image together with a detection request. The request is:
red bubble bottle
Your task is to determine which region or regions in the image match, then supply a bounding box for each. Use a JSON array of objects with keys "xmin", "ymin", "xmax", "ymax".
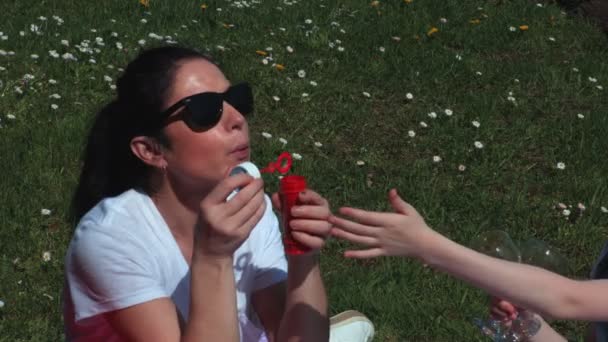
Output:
[
  {"xmin": 279, "ymin": 175, "xmax": 311, "ymax": 255},
  {"xmin": 261, "ymin": 152, "xmax": 311, "ymax": 255}
]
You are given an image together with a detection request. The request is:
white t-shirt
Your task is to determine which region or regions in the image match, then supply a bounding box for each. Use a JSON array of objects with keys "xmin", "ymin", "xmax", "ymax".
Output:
[{"xmin": 63, "ymin": 189, "xmax": 288, "ymax": 342}]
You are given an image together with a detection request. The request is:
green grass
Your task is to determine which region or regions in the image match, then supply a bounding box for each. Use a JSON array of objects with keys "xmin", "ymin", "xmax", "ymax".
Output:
[{"xmin": 1, "ymin": 0, "xmax": 607, "ymax": 340}]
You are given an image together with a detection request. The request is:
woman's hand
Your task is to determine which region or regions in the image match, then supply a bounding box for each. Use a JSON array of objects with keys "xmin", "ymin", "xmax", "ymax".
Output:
[
  {"xmin": 196, "ymin": 173, "xmax": 266, "ymax": 257},
  {"xmin": 329, "ymin": 189, "xmax": 434, "ymax": 259},
  {"xmin": 271, "ymin": 189, "xmax": 332, "ymax": 252}
]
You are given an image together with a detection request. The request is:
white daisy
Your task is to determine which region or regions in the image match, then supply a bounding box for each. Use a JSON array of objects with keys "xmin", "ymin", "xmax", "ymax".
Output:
[
  {"xmin": 42, "ymin": 251, "xmax": 51, "ymax": 262},
  {"xmin": 474, "ymin": 141, "xmax": 484, "ymax": 149},
  {"xmin": 362, "ymin": 92, "xmax": 371, "ymax": 98},
  {"xmin": 314, "ymin": 141, "xmax": 323, "ymax": 147},
  {"xmin": 261, "ymin": 132, "xmax": 272, "ymax": 139},
  {"xmin": 458, "ymin": 164, "xmax": 466, "ymax": 171},
  {"xmin": 408, "ymin": 130, "xmax": 416, "ymax": 138},
  {"xmin": 51, "ymin": 104, "xmax": 59, "ymax": 110},
  {"xmin": 472, "ymin": 120, "xmax": 481, "ymax": 128},
  {"xmin": 432, "ymin": 156, "xmax": 442, "ymax": 163},
  {"xmin": 444, "ymin": 109, "xmax": 453, "ymax": 116},
  {"xmin": 356, "ymin": 160, "xmax": 365, "ymax": 166},
  {"xmin": 297, "ymin": 69, "xmax": 306, "ymax": 78},
  {"xmin": 279, "ymin": 138, "xmax": 288, "ymax": 145},
  {"xmin": 406, "ymin": 93, "xmax": 414, "ymax": 100},
  {"xmin": 556, "ymin": 162, "xmax": 566, "ymax": 170},
  {"xmin": 292, "ymin": 153, "xmax": 302, "ymax": 160},
  {"xmin": 41, "ymin": 208, "xmax": 52, "ymax": 215}
]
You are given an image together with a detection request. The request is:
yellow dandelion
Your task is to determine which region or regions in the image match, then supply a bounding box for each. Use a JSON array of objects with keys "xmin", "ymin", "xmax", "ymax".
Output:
[
  {"xmin": 469, "ymin": 19, "xmax": 481, "ymax": 24},
  {"xmin": 201, "ymin": 3, "xmax": 208, "ymax": 11},
  {"xmin": 371, "ymin": 1, "xmax": 380, "ymax": 6},
  {"xmin": 255, "ymin": 50, "xmax": 268, "ymax": 56},
  {"xmin": 404, "ymin": 0, "xmax": 413, "ymax": 3},
  {"xmin": 519, "ymin": 25, "xmax": 529, "ymax": 31},
  {"xmin": 275, "ymin": 64, "xmax": 285, "ymax": 71},
  {"xmin": 427, "ymin": 27, "xmax": 439, "ymax": 36},
  {"xmin": 139, "ymin": 0, "xmax": 149, "ymax": 7},
  {"xmin": 223, "ymin": 23, "xmax": 232, "ymax": 29}
]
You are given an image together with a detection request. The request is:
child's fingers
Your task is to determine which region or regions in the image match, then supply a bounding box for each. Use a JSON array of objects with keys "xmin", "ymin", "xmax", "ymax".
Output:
[
  {"xmin": 328, "ymin": 215, "xmax": 377, "ymax": 236},
  {"xmin": 497, "ymin": 300, "xmax": 517, "ymax": 315},
  {"xmin": 344, "ymin": 248, "xmax": 384, "ymax": 259},
  {"xmin": 330, "ymin": 227, "xmax": 377, "ymax": 246},
  {"xmin": 337, "ymin": 207, "xmax": 396, "ymax": 227},
  {"xmin": 297, "ymin": 190, "xmax": 329, "ymax": 207},
  {"xmin": 388, "ymin": 189, "xmax": 417, "ymax": 216},
  {"xmin": 491, "ymin": 306, "xmax": 509, "ymax": 319}
]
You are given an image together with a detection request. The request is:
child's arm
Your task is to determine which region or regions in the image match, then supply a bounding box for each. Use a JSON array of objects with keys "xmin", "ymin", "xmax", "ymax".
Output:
[{"xmin": 329, "ymin": 189, "xmax": 608, "ymax": 321}]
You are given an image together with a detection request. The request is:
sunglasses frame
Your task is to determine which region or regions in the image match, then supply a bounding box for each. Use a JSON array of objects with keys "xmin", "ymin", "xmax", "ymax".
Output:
[{"xmin": 160, "ymin": 82, "xmax": 253, "ymax": 131}]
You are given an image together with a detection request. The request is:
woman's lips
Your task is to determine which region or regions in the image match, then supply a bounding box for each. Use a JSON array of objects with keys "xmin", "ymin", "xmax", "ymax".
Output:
[{"xmin": 231, "ymin": 145, "xmax": 250, "ymax": 159}]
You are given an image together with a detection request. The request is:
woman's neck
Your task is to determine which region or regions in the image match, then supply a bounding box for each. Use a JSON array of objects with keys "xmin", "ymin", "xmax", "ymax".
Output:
[{"xmin": 151, "ymin": 181, "xmax": 207, "ymax": 243}]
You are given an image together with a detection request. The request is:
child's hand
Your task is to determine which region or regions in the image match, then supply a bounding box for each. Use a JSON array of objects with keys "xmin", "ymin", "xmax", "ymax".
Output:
[
  {"xmin": 490, "ymin": 297, "xmax": 518, "ymax": 321},
  {"xmin": 271, "ymin": 189, "xmax": 332, "ymax": 251},
  {"xmin": 329, "ymin": 189, "xmax": 433, "ymax": 258}
]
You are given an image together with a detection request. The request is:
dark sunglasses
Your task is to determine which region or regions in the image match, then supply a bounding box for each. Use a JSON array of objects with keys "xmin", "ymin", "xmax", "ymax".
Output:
[{"xmin": 161, "ymin": 82, "xmax": 253, "ymax": 131}]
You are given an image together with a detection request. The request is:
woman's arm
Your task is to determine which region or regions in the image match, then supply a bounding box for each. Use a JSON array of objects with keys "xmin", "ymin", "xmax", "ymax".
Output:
[
  {"xmin": 330, "ymin": 189, "xmax": 608, "ymax": 321},
  {"xmin": 278, "ymin": 255, "xmax": 328, "ymax": 342},
  {"xmin": 105, "ymin": 174, "xmax": 267, "ymax": 341},
  {"xmin": 253, "ymin": 191, "xmax": 330, "ymax": 342},
  {"xmin": 252, "ymin": 257, "xmax": 328, "ymax": 342},
  {"xmin": 106, "ymin": 256, "xmax": 239, "ymax": 342}
]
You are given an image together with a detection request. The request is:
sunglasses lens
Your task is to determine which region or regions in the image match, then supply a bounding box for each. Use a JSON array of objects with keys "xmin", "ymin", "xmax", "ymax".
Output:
[
  {"xmin": 185, "ymin": 94, "xmax": 223, "ymax": 130},
  {"xmin": 226, "ymin": 83, "xmax": 253, "ymax": 115}
]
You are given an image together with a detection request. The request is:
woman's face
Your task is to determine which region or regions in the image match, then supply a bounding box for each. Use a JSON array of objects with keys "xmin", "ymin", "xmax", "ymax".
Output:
[{"xmin": 161, "ymin": 58, "xmax": 250, "ymax": 192}]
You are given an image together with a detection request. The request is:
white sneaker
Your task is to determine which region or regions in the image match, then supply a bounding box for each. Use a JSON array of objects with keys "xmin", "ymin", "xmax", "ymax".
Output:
[{"xmin": 329, "ymin": 310, "xmax": 375, "ymax": 342}]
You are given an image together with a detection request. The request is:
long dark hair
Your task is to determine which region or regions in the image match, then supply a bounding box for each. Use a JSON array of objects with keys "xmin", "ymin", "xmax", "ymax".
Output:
[{"xmin": 71, "ymin": 46, "xmax": 211, "ymax": 222}]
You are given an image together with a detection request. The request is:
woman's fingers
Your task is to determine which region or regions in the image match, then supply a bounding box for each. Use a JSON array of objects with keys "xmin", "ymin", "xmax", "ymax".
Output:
[
  {"xmin": 344, "ymin": 248, "xmax": 385, "ymax": 259},
  {"xmin": 291, "ymin": 231, "xmax": 326, "ymax": 250},
  {"xmin": 291, "ymin": 205, "xmax": 330, "ymax": 220},
  {"xmin": 297, "ymin": 190, "xmax": 329, "ymax": 207},
  {"xmin": 330, "ymin": 228, "xmax": 377, "ymax": 246},
  {"xmin": 290, "ymin": 219, "xmax": 332, "ymax": 237},
  {"xmin": 231, "ymin": 189, "xmax": 266, "ymax": 229},
  {"xmin": 270, "ymin": 192, "xmax": 281, "ymax": 211},
  {"xmin": 328, "ymin": 215, "xmax": 377, "ymax": 237}
]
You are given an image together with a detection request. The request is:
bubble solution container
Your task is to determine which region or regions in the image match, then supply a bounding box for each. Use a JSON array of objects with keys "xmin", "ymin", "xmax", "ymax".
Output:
[
  {"xmin": 226, "ymin": 162, "xmax": 261, "ymax": 201},
  {"xmin": 279, "ymin": 175, "xmax": 311, "ymax": 255}
]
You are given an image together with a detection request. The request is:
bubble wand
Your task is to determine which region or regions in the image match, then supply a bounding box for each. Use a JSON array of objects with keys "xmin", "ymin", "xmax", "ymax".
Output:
[{"xmin": 261, "ymin": 152, "xmax": 310, "ymax": 255}]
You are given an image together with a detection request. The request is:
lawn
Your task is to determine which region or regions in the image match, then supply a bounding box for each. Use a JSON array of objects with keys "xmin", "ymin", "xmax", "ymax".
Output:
[{"xmin": 1, "ymin": 0, "xmax": 607, "ymax": 340}]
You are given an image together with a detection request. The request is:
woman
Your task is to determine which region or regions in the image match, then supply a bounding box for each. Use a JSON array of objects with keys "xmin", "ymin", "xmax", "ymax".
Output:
[
  {"xmin": 330, "ymin": 189, "xmax": 608, "ymax": 341},
  {"xmin": 64, "ymin": 46, "xmax": 374, "ymax": 342}
]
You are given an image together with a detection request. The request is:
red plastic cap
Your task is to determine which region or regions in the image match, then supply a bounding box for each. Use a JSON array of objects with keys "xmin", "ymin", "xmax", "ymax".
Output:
[{"xmin": 280, "ymin": 175, "xmax": 307, "ymax": 193}]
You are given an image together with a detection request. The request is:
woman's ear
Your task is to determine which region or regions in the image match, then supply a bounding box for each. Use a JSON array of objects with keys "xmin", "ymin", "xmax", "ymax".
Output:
[{"xmin": 130, "ymin": 135, "xmax": 167, "ymax": 168}]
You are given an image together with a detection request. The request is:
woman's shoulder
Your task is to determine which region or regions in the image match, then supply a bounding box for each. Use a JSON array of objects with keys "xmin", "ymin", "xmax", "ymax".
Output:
[{"xmin": 68, "ymin": 189, "xmax": 157, "ymax": 259}]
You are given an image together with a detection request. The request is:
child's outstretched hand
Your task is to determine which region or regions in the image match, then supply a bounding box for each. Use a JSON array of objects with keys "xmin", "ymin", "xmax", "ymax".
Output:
[{"xmin": 329, "ymin": 189, "xmax": 433, "ymax": 259}]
